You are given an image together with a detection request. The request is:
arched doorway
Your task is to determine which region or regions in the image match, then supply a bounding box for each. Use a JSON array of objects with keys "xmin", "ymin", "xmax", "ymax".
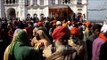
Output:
[{"xmin": 7, "ymin": 8, "xmax": 16, "ymax": 19}]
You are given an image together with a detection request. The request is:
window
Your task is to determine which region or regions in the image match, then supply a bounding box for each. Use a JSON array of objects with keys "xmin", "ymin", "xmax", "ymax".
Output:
[
  {"xmin": 68, "ymin": 0, "xmax": 70, "ymax": 3},
  {"xmin": 77, "ymin": 0, "xmax": 82, "ymax": 4},
  {"xmin": 63, "ymin": 0, "xmax": 70, "ymax": 4},
  {"xmin": 33, "ymin": 0, "xmax": 37, "ymax": 4},
  {"xmin": 77, "ymin": 0, "xmax": 82, "ymax": 2},
  {"xmin": 13, "ymin": 0, "xmax": 15, "ymax": 3},
  {"xmin": 51, "ymin": 0, "xmax": 55, "ymax": 4},
  {"xmin": 48, "ymin": 0, "xmax": 51, "ymax": 5},
  {"xmin": 40, "ymin": 13, "xmax": 44, "ymax": 17},
  {"xmin": 9, "ymin": 0, "xmax": 12, "ymax": 3},
  {"xmin": 78, "ymin": 9, "xmax": 82, "ymax": 11},
  {"xmin": 33, "ymin": 14, "xmax": 38, "ymax": 17},
  {"xmin": 27, "ymin": 14, "xmax": 31, "ymax": 18},
  {"xmin": 5, "ymin": 0, "xmax": 16, "ymax": 4},
  {"xmin": 40, "ymin": 0, "xmax": 44, "ymax": 5},
  {"xmin": 49, "ymin": 0, "xmax": 55, "ymax": 5},
  {"xmin": 58, "ymin": 0, "xmax": 62, "ymax": 4},
  {"xmin": 25, "ymin": 0, "xmax": 30, "ymax": 6},
  {"xmin": 6, "ymin": 0, "xmax": 8, "ymax": 4}
]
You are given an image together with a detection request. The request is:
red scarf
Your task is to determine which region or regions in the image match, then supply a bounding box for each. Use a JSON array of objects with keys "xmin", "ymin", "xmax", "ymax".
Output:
[{"xmin": 99, "ymin": 33, "xmax": 107, "ymax": 41}]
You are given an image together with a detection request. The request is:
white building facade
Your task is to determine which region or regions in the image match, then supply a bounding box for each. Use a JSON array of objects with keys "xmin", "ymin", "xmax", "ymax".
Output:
[{"xmin": 0, "ymin": 0, "xmax": 88, "ymax": 20}]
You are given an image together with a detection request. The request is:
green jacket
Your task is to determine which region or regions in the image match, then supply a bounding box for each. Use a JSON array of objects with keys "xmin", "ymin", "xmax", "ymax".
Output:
[{"xmin": 10, "ymin": 42, "xmax": 40, "ymax": 60}]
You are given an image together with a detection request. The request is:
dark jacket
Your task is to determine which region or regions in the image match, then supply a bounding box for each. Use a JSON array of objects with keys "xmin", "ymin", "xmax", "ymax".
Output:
[{"xmin": 99, "ymin": 41, "xmax": 107, "ymax": 60}]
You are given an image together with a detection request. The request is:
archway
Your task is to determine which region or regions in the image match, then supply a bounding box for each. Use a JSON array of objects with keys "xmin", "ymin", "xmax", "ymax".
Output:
[{"xmin": 7, "ymin": 8, "xmax": 16, "ymax": 19}]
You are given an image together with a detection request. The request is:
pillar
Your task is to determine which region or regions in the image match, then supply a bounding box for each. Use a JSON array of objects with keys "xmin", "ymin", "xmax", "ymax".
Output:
[
  {"xmin": 18, "ymin": 0, "xmax": 27, "ymax": 20},
  {"xmin": 37, "ymin": 0, "xmax": 39, "ymax": 5},
  {"xmin": 0, "ymin": 0, "xmax": 5, "ymax": 18},
  {"xmin": 8, "ymin": 0, "xmax": 10, "ymax": 3},
  {"xmin": 11, "ymin": 0, "xmax": 13, "ymax": 3},
  {"xmin": 55, "ymin": 0, "xmax": 58, "ymax": 4},
  {"xmin": 4, "ymin": 0, "xmax": 6, "ymax": 4},
  {"xmin": 15, "ymin": 0, "xmax": 17, "ymax": 3}
]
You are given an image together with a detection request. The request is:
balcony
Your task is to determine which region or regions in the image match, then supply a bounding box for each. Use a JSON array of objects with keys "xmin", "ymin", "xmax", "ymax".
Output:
[
  {"xmin": 4, "ymin": 0, "xmax": 18, "ymax": 6},
  {"xmin": 4, "ymin": 3, "xmax": 19, "ymax": 6}
]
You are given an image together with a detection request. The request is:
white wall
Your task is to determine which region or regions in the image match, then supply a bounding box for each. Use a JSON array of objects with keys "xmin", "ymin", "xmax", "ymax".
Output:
[{"xmin": 82, "ymin": 5, "xmax": 87, "ymax": 19}]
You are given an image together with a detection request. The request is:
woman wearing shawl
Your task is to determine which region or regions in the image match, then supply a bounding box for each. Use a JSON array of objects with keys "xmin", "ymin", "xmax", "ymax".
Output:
[
  {"xmin": 4, "ymin": 29, "xmax": 40, "ymax": 60},
  {"xmin": 68, "ymin": 27, "xmax": 87, "ymax": 60}
]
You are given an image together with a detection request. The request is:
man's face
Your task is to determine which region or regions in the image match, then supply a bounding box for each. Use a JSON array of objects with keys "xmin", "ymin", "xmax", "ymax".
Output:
[
  {"xmin": 94, "ymin": 29, "xmax": 100, "ymax": 36},
  {"xmin": 90, "ymin": 27, "xmax": 94, "ymax": 33},
  {"xmin": 60, "ymin": 39, "xmax": 68, "ymax": 45}
]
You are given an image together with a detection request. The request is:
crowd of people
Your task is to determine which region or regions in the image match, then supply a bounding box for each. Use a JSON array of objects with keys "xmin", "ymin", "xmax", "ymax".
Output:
[{"xmin": 0, "ymin": 17, "xmax": 107, "ymax": 60}]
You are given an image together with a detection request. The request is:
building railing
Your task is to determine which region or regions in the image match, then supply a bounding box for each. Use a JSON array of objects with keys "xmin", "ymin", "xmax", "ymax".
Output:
[
  {"xmin": 4, "ymin": 0, "xmax": 18, "ymax": 4},
  {"xmin": 4, "ymin": 3, "xmax": 19, "ymax": 6}
]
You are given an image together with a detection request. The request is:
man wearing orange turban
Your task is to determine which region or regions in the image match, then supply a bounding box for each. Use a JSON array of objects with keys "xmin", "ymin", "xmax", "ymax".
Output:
[
  {"xmin": 84, "ymin": 21, "xmax": 92, "ymax": 41},
  {"xmin": 68, "ymin": 27, "xmax": 87, "ymax": 60},
  {"xmin": 70, "ymin": 27, "xmax": 80, "ymax": 36},
  {"xmin": 38, "ymin": 22, "xmax": 43, "ymax": 26},
  {"xmin": 85, "ymin": 21, "xmax": 91, "ymax": 27}
]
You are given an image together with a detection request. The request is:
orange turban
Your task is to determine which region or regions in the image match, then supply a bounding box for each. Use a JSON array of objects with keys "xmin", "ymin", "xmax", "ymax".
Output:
[
  {"xmin": 52, "ymin": 26, "xmax": 70, "ymax": 40},
  {"xmin": 85, "ymin": 21, "xmax": 91, "ymax": 27},
  {"xmin": 53, "ymin": 23, "xmax": 56, "ymax": 26},
  {"xmin": 38, "ymin": 22, "xmax": 43, "ymax": 26},
  {"xmin": 53, "ymin": 20, "xmax": 57, "ymax": 23},
  {"xmin": 70, "ymin": 27, "xmax": 80, "ymax": 35}
]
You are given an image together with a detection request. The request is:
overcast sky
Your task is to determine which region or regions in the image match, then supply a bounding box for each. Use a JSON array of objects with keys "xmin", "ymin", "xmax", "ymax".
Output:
[{"xmin": 88, "ymin": 0, "xmax": 107, "ymax": 21}]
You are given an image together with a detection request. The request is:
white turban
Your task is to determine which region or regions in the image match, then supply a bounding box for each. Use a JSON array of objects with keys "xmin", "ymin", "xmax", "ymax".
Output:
[
  {"xmin": 101, "ymin": 21, "xmax": 107, "ymax": 33},
  {"xmin": 56, "ymin": 21, "xmax": 61, "ymax": 26},
  {"xmin": 33, "ymin": 23, "xmax": 38, "ymax": 27}
]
